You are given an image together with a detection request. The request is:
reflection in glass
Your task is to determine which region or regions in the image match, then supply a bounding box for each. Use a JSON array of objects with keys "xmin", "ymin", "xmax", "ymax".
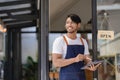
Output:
[{"xmin": 97, "ymin": 0, "xmax": 120, "ymax": 80}]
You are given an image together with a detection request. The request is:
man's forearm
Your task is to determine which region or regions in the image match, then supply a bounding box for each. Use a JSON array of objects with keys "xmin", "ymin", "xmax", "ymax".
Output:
[{"xmin": 53, "ymin": 58, "xmax": 76, "ymax": 68}]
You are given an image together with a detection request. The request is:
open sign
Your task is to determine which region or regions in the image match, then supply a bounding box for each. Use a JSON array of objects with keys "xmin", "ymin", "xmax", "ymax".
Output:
[{"xmin": 98, "ymin": 30, "xmax": 114, "ymax": 40}]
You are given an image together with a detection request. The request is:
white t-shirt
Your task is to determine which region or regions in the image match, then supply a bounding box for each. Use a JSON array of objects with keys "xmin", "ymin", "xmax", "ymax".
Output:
[{"xmin": 52, "ymin": 35, "xmax": 90, "ymax": 58}]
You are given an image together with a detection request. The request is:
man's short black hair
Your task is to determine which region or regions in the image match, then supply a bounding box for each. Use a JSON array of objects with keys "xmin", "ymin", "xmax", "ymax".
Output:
[{"xmin": 67, "ymin": 14, "xmax": 81, "ymax": 24}]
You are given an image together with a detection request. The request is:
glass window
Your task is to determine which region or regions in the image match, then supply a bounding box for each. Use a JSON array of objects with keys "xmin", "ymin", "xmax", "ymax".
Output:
[{"xmin": 97, "ymin": 0, "xmax": 120, "ymax": 80}]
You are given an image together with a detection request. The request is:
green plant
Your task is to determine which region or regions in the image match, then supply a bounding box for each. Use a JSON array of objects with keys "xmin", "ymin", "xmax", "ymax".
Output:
[{"xmin": 22, "ymin": 56, "xmax": 38, "ymax": 80}]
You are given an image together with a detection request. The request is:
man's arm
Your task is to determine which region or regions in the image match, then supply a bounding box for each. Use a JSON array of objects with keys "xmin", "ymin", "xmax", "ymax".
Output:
[
  {"xmin": 84, "ymin": 55, "xmax": 92, "ymax": 64},
  {"xmin": 84, "ymin": 55, "xmax": 101, "ymax": 71},
  {"xmin": 52, "ymin": 53, "xmax": 84, "ymax": 68}
]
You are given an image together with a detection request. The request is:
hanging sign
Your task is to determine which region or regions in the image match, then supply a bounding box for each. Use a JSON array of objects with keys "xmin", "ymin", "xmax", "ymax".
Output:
[{"xmin": 98, "ymin": 30, "xmax": 114, "ymax": 40}]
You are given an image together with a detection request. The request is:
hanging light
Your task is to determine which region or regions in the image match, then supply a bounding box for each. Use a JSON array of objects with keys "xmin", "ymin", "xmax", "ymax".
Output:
[
  {"xmin": 0, "ymin": 24, "xmax": 6, "ymax": 32},
  {"xmin": 0, "ymin": 19, "xmax": 7, "ymax": 33}
]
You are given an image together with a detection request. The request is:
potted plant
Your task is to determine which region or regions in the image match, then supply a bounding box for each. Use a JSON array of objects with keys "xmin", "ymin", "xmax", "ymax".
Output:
[{"xmin": 22, "ymin": 56, "xmax": 38, "ymax": 80}]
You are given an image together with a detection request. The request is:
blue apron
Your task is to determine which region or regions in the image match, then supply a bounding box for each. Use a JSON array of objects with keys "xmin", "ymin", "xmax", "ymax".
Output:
[{"xmin": 59, "ymin": 36, "xmax": 86, "ymax": 80}]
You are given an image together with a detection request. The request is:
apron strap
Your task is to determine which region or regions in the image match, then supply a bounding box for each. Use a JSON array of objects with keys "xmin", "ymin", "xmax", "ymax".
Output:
[
  {"xmin": 80, "ymin": 37, "xmax": 84, "ymax": 45},
  {"xmin": 63, "ymin": 36, "xmax": 84, "ymax": 45},
  {"xmin": 63, "ymin": 36, "xmax": 68, "ymax": 45}
]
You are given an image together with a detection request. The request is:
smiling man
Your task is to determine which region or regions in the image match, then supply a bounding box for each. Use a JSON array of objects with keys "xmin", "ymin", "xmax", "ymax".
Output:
[{"xmin": 52, "ymin": 14, "xmax": 100, "ymax": 80}]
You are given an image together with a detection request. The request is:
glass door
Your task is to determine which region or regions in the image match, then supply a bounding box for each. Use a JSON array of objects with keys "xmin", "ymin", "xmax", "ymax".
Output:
[{"xmin": 97, "ymin": 0, "xmax": 120, "ymax": 80}]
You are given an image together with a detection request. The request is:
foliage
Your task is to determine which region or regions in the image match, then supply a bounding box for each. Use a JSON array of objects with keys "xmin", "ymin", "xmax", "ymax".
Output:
[{"xmin": 22, "ymin": 56, "xmax": 38, "ymax": 80}]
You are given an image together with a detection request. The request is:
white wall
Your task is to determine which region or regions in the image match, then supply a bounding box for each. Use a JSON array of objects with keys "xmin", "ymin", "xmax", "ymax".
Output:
[
  {"xmin": 21, "ymin": 27, "xmax": 38, "ymax": 63},
  {"xmin": 0, "ymin": 33, "xmax": 5, "ymax": 60}
]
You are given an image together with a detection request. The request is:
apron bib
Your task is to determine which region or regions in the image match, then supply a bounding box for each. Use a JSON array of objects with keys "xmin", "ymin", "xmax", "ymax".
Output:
[{"xmin": 59, "ymin": 36, "xmax": 86, "ymax": 80}]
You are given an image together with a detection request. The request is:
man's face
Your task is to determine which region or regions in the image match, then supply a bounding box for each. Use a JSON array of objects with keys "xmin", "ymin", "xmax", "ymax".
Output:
[{"xmin": 65, "ymin": 17, "xmax": 80, "ymax": 33}]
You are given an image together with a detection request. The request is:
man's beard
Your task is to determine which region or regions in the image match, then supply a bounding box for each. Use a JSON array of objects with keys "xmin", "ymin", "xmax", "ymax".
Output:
[
  {"xmin": 67, "ymin": 28, "xmax": 78, "ymax": 33},
  {"xmin": 68, "ymin": 30, "xmax": 76, "ymax": 33}
]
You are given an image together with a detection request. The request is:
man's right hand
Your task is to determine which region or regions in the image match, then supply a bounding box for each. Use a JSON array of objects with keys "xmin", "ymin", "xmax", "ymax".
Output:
[{"xmin": 74, "ymin": 54, "xmax": 85, "ymax": 62}]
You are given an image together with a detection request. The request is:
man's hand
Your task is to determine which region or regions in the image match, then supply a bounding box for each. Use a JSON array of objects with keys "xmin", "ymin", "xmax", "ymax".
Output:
[
  {"xmin": 74, "ymin": 54, "xmax": 85, "ymax": 62},
  {"xmin": 86, "ymin": 63, "xmax": 101, "ymax": 71}
]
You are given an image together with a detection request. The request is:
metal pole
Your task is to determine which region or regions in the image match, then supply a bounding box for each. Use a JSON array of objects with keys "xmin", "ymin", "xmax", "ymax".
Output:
[
  {"xmin": 92, "ymin": 0, "xmax": 98, "ymax": 80},
  {"xmin": 12, "ymin": 29, "xmax": 22, "ymax": 80},
  {"xmin": 4, "ymin": 29, "xmax": 12, "ymax": 80},
  {"xmin": 38, "ymin": 0, "xmax": 49, "ymax": 80}
]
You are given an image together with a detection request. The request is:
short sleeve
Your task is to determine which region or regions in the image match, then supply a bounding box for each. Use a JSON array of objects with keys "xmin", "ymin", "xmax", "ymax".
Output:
[
  {"xmin": 83, "ymin": 39, "xmax": 90, "ymax": 55},
  {"xmin": 52, "ymin": 37, "xmax": 64, "ymax": 54}
]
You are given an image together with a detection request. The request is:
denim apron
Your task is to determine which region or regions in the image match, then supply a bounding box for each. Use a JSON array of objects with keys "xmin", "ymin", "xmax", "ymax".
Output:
[{"xmin": 59, "ymin": 36, "xmax": 86, "ymax": 80}]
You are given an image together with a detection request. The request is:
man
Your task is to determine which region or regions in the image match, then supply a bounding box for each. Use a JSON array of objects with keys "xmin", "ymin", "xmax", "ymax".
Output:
[{"xmin": 52, "ymin": 14, "xmax": 100, "ymax": 80}]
